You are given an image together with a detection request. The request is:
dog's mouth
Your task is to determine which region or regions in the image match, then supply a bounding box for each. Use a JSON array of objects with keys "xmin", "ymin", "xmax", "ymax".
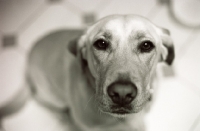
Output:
[
  {"xmin": 111, "ymin": 104, "xmax": 132, "ymax": 113},
  {"xmin": 111, "ymin": 108, "xmax": 131, "ymax": 115},
  {"xmin": 111, "ymin": 104, "xmax": 144, "ymax": 114},
  {"xmin": 99, "ymin": 104, "xmax": 144, "ymax": 117}
]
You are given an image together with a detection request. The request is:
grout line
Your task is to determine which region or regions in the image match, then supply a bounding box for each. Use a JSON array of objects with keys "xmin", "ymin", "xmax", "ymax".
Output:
[
  {"xmin": 63, "ymin": 0, "xmax": 114, "ymax": 17},
  {"xmin": 146, "ymin": 2, "xmax": 162, "ymax": 20},
  {"xmin": 63, "ymin": 0, "xmax": 85, "ymax": 15},
  {"xmin": 95, "ymin": 0, "xmax": 114, "ymax": 15},
  {"xmin": 176, "ymin": 29, "xmax": 199, "ymax": 63},
  {"xmin": 16, "ymin": 1, "xmax": 48, "ymax": 34}
]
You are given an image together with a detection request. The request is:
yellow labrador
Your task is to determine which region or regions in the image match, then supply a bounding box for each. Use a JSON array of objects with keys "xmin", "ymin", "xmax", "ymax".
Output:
[{"xmin": 27, "ymin": 15, "xmax": 174, "ymax": 131}]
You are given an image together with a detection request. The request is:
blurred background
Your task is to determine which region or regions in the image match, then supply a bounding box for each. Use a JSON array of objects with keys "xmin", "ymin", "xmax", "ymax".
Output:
[{"xmin": 0, "ymin": 0, "xmax": 200, "ymax": 131}]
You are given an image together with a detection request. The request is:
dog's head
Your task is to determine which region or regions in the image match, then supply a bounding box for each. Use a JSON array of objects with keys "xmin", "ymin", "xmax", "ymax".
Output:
[{"xmin": 68, "ymin": 15, "xmax": 174, "ymax": 117}]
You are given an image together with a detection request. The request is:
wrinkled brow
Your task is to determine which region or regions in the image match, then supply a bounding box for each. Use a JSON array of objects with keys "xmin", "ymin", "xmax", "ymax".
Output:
[
  {"xmin": 96, "ymin": 29, "xmax": 112, "ymax": 40},
  {"xmin": 102, "ymin": 31, "xmax": 112, "ymax": 39},
  {"xmin": 129, "ymin": 30, "xmax": 147, "ymax": 40}
]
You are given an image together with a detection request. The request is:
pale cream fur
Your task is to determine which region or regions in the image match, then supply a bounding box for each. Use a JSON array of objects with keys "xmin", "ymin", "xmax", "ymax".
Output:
[{"xmin": 26, "ymin": 15, "xmax": 174, "ymax": 131}]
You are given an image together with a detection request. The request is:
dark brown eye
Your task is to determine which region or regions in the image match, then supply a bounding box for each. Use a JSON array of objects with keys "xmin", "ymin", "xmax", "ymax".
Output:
[
  {"xmin": 140, "ymin": 41, "xmax": 154, "ymax": 52},
  {"xmin": 93, "ymin": 39, "xmax": 109, "ymax": 50}
]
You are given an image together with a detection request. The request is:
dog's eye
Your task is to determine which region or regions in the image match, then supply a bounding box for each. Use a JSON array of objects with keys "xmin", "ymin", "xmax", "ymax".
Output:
[
  {"xmin": 93, "ymin": 39, "xmax": 109, "ymax": 50},
  {"xmin": 139, "ymin": 41, "xmax": 154, "ymax": 52}
]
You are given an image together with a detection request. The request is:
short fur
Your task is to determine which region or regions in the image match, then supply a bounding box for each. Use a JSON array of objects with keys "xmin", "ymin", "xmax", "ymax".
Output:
[{"xmin": 27, "ymin": 15, "xmax": 175, "ymax": 131}]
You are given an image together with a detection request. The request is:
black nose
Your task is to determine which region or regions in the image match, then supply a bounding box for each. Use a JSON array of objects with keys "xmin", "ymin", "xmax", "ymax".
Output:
[{"xmin": 107, "ymin": 82, "xmax": 137, "ymax": 105}]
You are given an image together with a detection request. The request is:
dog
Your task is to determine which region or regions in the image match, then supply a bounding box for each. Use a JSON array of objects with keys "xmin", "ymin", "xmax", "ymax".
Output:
[{"xmin": 26, "ymin": 14, "xmax": 175, "ymax": 131}]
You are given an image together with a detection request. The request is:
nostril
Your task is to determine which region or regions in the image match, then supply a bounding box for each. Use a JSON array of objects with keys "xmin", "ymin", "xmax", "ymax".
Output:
[
  {"xmin": 113, "ymin": 92, "xmax": 119, "ymax": 97},
  {"xmin": 124, "ymin": 93, "xmax": 134, "ymax": 104},
  {"xmin": 126, "ymin": 93, "xmax": 133, "ymax": 98},
  {"xmin": 109, "ymin": 92, "xmax": 120, "ymax": 103}
]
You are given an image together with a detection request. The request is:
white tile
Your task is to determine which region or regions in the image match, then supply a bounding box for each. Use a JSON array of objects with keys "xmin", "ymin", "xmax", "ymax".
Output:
[
  {"xmin": 152, "ymin": 5, "xmax": 194, "ymax": 54},
  {"xmin": 98, "ymin": 0, "xmax": 156, "ymax": 19},
  {"xmin": 18, "ymin": 4, "xmax": 82, "ymax": 52},
  {"xmin": 146, "ymin": 77, "xmax": 200, "ymax": 131},
  {"xmin": 65, "ymin": 0, "xmax": 102, "ymax": 12},
  {"xmin": 0, "ymin": 48, "xmax": 26, "ymax": 106},
  {"xmin": 0, "ymin": 0, "xmax": 46, "ymax": 33},
  {"xmin": 175, "ymin": 31, "xmax": 200, "ymax": 92},
  {"xmin": 3, "ymin": 100, "xmax": 69, "ymax": 131}
]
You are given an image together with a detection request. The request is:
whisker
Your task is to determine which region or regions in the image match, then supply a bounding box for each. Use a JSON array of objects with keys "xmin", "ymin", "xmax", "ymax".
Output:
[{"xmin": 84, "ymin": 94, "xmax": 95, "ymax": 110}]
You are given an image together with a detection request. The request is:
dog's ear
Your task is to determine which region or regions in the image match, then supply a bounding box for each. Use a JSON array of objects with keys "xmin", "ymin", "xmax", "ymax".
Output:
[
  {"xmin": 68, "ymin": 35, "xmax": 87, "ymax": 58},
  {"xmin": 158, "ymin": 27, "xmax": 175, "ymax": 65},
  {"xmin": 68, "ymin": 38, "xmax": 78, "ymax": 56},
  {"xmin": 68, "ymin": 35, "xmax": 87, "ymax": 69}
]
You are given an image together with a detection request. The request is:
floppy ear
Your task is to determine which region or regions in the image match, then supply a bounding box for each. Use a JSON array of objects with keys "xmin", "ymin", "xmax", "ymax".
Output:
[
  {"xmin": 68, "ymin": 38, "xmax": 78, "ymax": 56},
  {"xmin": 68, "ymin": 34, "xmax": 87, "ymax": 57},
  {"xmin": 159, "ymin": 28, "xmax": 175, "ymax": 65},
  {"xmin": 67, "ymin": 35, "xmax": 87, "ymax": 68}
]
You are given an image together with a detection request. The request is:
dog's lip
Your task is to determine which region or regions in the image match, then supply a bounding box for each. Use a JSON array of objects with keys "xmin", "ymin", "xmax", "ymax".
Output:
[
  {"xmin": 110, "ymin": 103, "xmax": 145, "ymax": 114},
  {"xmin": 100, "ymin": 105, "xmax": 144, "ymax": 116},
  {"xmin": 110, "ymin": 106, "xmax": 132, "ymax": 114},
  {"xmin": 112, "ymin": 109, "xmax": 130, "ymax": 114},
  {"xmin": 101, "ymin": 109, "xmax": 131, "ymax": 116}
]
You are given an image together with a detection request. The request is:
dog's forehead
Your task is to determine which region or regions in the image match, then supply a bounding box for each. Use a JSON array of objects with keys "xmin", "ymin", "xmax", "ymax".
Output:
[
  {"xmin": 87, "ymin": 15, "xmax": 159, "ymax": 41},
  {"xmin": 103, "ymin": 18, "xmax": 151, "ymax": 33}
]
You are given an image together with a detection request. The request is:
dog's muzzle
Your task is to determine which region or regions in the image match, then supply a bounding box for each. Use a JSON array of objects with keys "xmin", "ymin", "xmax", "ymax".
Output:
[{"xmin": 107, "ymin": 81, "xmax": 137, "ymax": 106}]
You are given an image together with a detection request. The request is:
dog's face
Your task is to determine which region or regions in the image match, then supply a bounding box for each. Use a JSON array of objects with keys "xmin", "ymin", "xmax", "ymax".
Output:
[{"xmin": 69, "ymin": 15, "xmax": 174, "ymax": 117}]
